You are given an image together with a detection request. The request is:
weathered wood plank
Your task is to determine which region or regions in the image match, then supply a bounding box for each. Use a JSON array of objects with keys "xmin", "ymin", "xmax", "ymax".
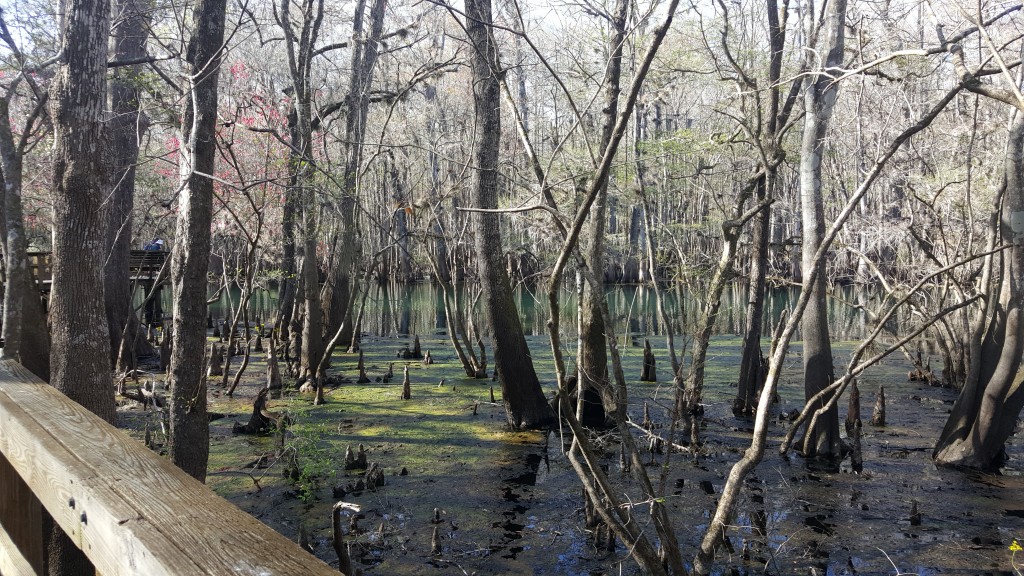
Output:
[{"xmin": 0, "ymin": 360, "xmax": 338, "ymax": 576}]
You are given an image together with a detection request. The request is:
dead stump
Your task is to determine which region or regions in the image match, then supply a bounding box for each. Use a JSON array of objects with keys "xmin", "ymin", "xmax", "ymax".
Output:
[
  {"xmin": 208, "ymin": 343, "xmax": 224, "ymax": 377},
  {"xmin": 640, "ymin": 338, "xmax": 657, "ymax": 382},
  {"xmin": 851, "ymin": 419, "xmax": 863, "ymax": 473},
  {"xmin": 365, "ymin": 462, "xmax": 385, "ymax": 490},
  {"xmin": 344, "ymin": 444, "xmax": 368, "ymax": 470},
  {"xmin": 232, "ymin": 387, "xmax": 275, "ymax": 434},
  {"xmin": 159, "ymin": 323, "xmax": 172, "ymax": 371},
  {"xmin": 845, "ymin": 379, "xmax": 861, "ymax": 436},
  {"xmin": 423, "ymin": 350, "xmax": 433, "ymax": 365},
  {"xmin": 870, "ymin": 385, "xmax": 886, "ymax": 426},
  {"xmin": 401, "ymin": 366, "xmax": 411, "ymax": 400},
  {"xmin": 357, "ymin": 350, "xmax": 371, "ymax": 383}
]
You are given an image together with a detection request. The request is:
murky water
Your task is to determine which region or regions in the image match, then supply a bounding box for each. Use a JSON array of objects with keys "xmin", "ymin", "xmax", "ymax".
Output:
[
  {"xmin": 204, "ymin": 280, "xmax": 893, "ymax": 343},
  {"xmin": 124, "ymin": 281, "xmax": 1024, "ymax": 575}
]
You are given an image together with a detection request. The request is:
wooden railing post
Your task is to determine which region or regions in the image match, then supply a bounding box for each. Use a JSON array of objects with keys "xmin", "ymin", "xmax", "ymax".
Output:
[
  {"xmin": 0, "ymin": 359, "xmax": 337, "ymax": 575},
  {"xmin": 0, "ymin": 451, "xmax": 45, "ymax": 575}
]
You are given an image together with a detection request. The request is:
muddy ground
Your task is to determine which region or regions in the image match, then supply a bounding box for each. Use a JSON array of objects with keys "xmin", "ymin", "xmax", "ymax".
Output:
[{"xmin": 118, "ymin": 333, "xmax": 1024, "ymax": 575}]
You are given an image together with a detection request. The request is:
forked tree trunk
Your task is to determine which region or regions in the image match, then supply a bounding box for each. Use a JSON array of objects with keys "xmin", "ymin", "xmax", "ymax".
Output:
[
  {"xmin": 934, "ymin": 116, "xmax": 1024, "ymax": 469},
  {"xmin": 169, "ymin": 0, "xmax": 228, "ymax": 482},
  {"xmin": 276, "ymin": 0, "xmax": 325, "ymax": 386},
  {"xmin": 464, "ymin": 0, "xmax": 553, "ymax": 429}
]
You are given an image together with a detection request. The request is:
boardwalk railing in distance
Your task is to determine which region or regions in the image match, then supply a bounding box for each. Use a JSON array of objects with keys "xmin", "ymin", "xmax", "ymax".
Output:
[{"xmin": 0, "ymin": 360, "xmax": 339, "ymax": 575}]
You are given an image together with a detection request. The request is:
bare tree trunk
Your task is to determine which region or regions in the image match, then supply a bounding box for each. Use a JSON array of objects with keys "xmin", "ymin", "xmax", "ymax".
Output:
[
  {"xmin": 735, "ymin": 187, "xmax": 770, "ymax": 416},
  {"xmin": 0, "ymin": 57, "xmax": 50, "ymax": 380},
  {"xmin": 46, "ymin": 0, "xmax": 113, "ymax": 572},
  {"xmin": 276, "ymin": 0, "xmax": 325, "ymax": 388},
  {"xmin": 735, "ymin": 0, "xmax": 787, "ymax": 414},
  {"xmin": 465, "ymin": 0, "xmax": 553, "ymax": 429},
  {"xmin": 169, "ymin": 0, "xmax": 228, "ymax": 481},
  {"xmin": 578, "ymin": 0, "xmax": 629, "ymax": 423},
  {"xmin": 0, "ymin": 100, "xmax": 27, "ymax": 367},
  {"xmin": 797, "ymin": 0, "xmax": 846, "ymax": 459},
  {"xmin": 324, "ymin": 0, "xmax": 387, "ymax": 345},
  {"xmin": 276, "ymin": 106, "xmax": 299, "ymax": 342},
  {"xmin": 105, "ymin": 0, "xmax": 154, "ymax": 370}
]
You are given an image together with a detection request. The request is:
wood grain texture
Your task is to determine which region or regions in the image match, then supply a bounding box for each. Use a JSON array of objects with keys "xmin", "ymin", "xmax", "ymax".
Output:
[{"xmin": 0, "ymin": 360, "xmax": 338, "ymax": 575}]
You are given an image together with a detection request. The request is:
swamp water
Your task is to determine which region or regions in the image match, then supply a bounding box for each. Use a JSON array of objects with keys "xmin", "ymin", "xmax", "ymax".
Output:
[{"xmin": 121, "ymin": 284, "xmax": 1024, "ymax": 574}]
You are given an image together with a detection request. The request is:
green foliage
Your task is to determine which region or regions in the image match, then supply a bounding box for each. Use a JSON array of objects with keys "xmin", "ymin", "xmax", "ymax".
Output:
[{"xmin": 286, "ymin": 422, "xmax": 336, "ymax": 503}]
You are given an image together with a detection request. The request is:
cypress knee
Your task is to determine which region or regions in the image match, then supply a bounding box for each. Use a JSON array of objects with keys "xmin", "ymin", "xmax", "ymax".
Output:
[
  {"xmin": 870, "ymin": 385, "xmax": 886, "ymax": 426},
  {"xmin": 401, "ymin": 365, "xmax": 411, "ymax": 400},
  {"xmin": 640, "ymin": 338, "xmax": 657, "ymax": 382}
]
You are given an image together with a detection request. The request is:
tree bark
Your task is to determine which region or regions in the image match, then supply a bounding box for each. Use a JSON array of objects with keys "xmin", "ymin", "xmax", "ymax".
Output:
[
  {"xmin": 735, "ymin": 189, "xmax": 770, "ymax": 416},
  {"xmin": 578, "ymin": 0, "xmax": 629, "ymax": 423},
  {"xmin": 798, "ymin": 0, "xmax": 846, "ymax": 460},
  {"xmin": 0, "ymin": 98, "xmax": 27, "ymax": 367},
  {"xmin": 934, "ymin": 116, "xmax": 1024, "ymax": 469},
  {"xmin": 276, "ymin": 0, "xmax": 324, "ymax": 387},
  {"xmin": 465, "ymin": 0, "xmax": 553, "ymax": 429},
  {"xmin": 324, "ymin": 0, "xmax": 387, "ymax": 346},
  {"xmin": 46, "ymin": 0, "xmax": 113, "ymax": 571},
  {"xmin": 735, "ymin": 0, "xmax": 787, "ymax": 413},
  {"xmin": 105, "ymin": 0, "xmax": 154, "ymax": 370},
  {"xmin": 169, "ymin": 0, "xmax": 228, "ymax": 481}
]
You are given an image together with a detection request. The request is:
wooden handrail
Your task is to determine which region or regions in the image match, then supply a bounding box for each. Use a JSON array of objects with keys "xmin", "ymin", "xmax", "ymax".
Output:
[
  {"xmin": 23, "ymin": 250, "xmax": 168, "ymax": 286},
  {"xmin": 0, "ymin": 360, "xmax": 338, "ymax": 575}
]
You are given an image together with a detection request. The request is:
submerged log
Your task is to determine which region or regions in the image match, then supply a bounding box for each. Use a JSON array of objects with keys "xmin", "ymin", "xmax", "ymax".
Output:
[
  {"xmin": 640, "ymin": 338, "xmax": 657, "ymax": 382},
  {"xmin": 119, "ymin": 380, "xmax": 165, "ymax": 409},
  {"xmin": 871, "ymin": 386, "xmax": 886, "ymax": 426}
]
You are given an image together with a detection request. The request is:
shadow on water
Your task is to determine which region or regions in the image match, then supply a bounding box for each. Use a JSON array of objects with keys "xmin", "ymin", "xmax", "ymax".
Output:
[{"xmin": 495, "ymin": 451, "xmax": 543, "ymax": 559}]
